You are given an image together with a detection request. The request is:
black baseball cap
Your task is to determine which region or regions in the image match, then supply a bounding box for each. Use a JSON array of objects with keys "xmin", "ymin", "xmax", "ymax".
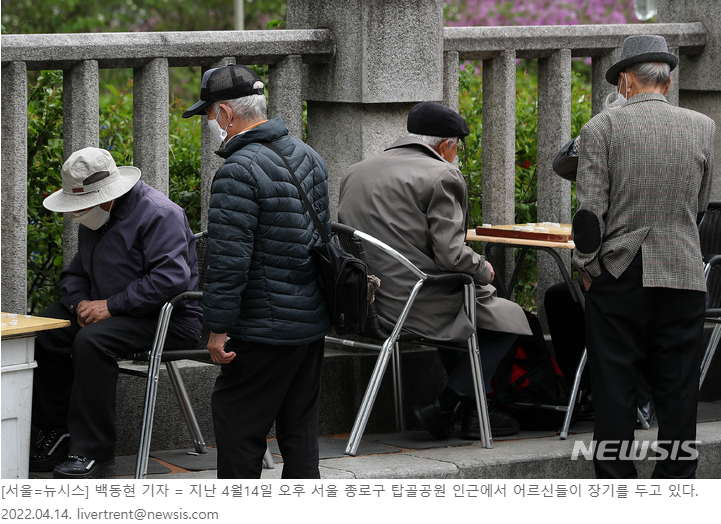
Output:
[
  {"xmin": 183, "ymin": 64, "xmax": 264, "ymax": 118},
  {"xmin": 407, "ymin": 101, "xmax": 470, "ymax": 138}
]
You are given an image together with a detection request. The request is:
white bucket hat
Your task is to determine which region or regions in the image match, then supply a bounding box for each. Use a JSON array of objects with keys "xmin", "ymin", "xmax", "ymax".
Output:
[{"xmin": 43, "ymin": 147, "xmax": 141, "ymax": 213}]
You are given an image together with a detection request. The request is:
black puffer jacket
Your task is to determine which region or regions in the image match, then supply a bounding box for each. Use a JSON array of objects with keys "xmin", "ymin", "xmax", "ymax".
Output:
[{"xmin": 203, "ymin": 117, "xmax": 332, "ymax": 344}]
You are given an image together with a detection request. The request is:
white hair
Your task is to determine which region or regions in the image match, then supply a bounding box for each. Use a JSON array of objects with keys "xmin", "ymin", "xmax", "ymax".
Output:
[
  {"xmin": 626, "ymin": 62, "xmax": 671, "ymax": 88},
  {"xmin": 408, "ymin": 133, "xmax": 458, "ymax": 149},
  {"xmin": 212, "ymin": 81, "xmax": 267, "ymax": 123}
]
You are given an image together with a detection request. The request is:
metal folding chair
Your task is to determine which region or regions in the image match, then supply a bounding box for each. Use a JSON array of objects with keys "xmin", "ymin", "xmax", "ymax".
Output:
[
  {"xmin": 325, "ymin": 223, "xmax": 492, "ymax": 456},
  {"xmin": 125, "ymin": 232, "xmax": 274, "ymax": 478},
  {"xmin": 700, "ymin": 255, "xmax": 721, "ymax": 390}
]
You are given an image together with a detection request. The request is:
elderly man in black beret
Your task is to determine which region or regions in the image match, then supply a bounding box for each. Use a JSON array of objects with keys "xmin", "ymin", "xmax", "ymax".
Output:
[{"xmin": 339, "ymin": 101, "xmax": 531, "ymax": 440}]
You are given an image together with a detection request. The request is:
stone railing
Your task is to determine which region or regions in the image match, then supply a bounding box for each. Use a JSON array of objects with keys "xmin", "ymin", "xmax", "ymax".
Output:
[
  {"xmin": 1, "ymin": 29, "xmax": 335, "ymax": 313},
  {"xmin": 2, "ymin": 0, "xmax": 719, "ymax": 318}
]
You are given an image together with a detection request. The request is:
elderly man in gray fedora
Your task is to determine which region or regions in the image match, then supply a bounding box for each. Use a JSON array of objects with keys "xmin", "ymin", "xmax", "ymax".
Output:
[
  {"xmin": 573, "ymin": 35, "xmax": 715, "ymax": 478},
  {"xmin": 29, "ymin": 147, "xmax": 202, "ymax": 479}
]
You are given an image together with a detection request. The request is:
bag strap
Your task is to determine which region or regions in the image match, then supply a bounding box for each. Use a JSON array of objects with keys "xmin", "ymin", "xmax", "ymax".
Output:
[{"xmin": 261, "ymin": 141, "xmax": 330, "ymax": 244}]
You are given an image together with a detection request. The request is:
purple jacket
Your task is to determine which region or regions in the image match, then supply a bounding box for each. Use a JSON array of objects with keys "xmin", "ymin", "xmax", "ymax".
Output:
[{"xmin": 59, "ymin": 181, "xmax": 203, "ymax": 340}]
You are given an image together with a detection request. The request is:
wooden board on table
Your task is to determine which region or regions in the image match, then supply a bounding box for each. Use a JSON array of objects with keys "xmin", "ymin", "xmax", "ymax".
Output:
[
  {"xmin": 1, "ymin": 312, "xmax": 70, "ymax": 339},
  {"xmin": 474, "ymin": 223, "xmax": 572, "ymax": 242}
]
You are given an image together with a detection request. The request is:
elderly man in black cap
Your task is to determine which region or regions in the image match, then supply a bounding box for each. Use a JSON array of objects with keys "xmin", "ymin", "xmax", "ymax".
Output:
[
  {"xmin": 183, "ymin": 64, "xmax": 332, "ymax": 478},
  {"xmin": 339, "ymin": 101, "xmax": 531, "ymax": 440},
  {"xmin": 573, "ymin": 35, "xmax": 715, "ymax": 478}
]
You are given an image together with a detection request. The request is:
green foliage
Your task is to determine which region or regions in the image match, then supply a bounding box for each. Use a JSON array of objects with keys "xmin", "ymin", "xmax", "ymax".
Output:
[
  {"xmin": 1, "ymin": 0, "xmax": 286, "ymax": 34},
  {"xmin": 27, "ymin": 71, "xmax": 65, "ymax": 313}
]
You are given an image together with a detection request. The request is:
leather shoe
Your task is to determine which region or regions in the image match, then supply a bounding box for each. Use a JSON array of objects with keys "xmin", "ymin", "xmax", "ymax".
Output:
[
  {"xmin": 637, "ymin": 400, "xmax": 655, "ymax": 427},
  {"xmin": 412, "ymin": 399, "xmax": 458, "ymax": 440},
  {"xmin": 576, "ymin": 391, "xmax": 594, "ymax": 420},
  {"xmin": 53, "ymin": 455, "xmax": 115, "ymax": 479},
  {"xmin": 461, "ymin": 405, "xmax": 520, "ymax": 439},
  {"xmin": 29, "ymin": 428, "xmax": 70, "ymax": 472}
]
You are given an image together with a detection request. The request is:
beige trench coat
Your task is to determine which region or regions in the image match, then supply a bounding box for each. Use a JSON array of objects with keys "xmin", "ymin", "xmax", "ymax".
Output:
[{"xmin": 338, "ymin": 137, "xmax": 531, "ymax": 341}]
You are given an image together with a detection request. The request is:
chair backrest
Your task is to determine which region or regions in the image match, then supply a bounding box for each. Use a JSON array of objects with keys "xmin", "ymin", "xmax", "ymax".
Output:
[
  {"xmin": 700, "ymin": 201, "xmax": 721, "ymax": 262},
  {"xmin": 331, "ymin": 223, "xmax": 389, "ymax": 339}
]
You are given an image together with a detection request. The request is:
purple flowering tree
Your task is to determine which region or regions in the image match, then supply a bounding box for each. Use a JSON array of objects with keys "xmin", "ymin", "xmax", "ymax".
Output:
[{"xmin": 445, "ymin": 0, "xmax": 643, "ymax": 27}]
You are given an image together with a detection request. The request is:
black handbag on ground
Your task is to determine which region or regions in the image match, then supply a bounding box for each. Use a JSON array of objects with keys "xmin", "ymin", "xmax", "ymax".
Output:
[{"xmin": 262, "ymin": 142, "xmax": 368, "ymax": 335}]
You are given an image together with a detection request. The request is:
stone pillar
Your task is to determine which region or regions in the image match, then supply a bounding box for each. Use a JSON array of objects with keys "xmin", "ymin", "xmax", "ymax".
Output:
[
  {"xmin": 481, "ymin": 50, "xmax": 517, "ymax": 285},
  {"xmin": 62, "ymin": 60, "xmax": 99, "ymax": 263},
  {"xmin": 288, "ymin": 0, "xmax": 445, "ymax": 218},
  {"xmin": 269, "ymin": 55, "xmax": 304, "ymax": 140},
  {"xmin": 537, "ymin": 49, "xmax": 572, "ymax": 326},
  {"xmin": 200, "ymin": 58, "xmax": 233, "ymax": 232},
  {"xmin": 659, "ymin": 0, "xmax": 721, "ymax": 200},
  {"xmin": 443, "ymin": 51, "xmax": 460, "ymax": 112},
  {"xmin": 591, "ymin": 50, "xmax": 620, "ymax": 116},
  {"xmin": 1, "ymin": 62, "xmax": 28, "ymax": 314},
  {"xmin": 134, "ymin": 58, "xmax": 170, "ymax": 194}
]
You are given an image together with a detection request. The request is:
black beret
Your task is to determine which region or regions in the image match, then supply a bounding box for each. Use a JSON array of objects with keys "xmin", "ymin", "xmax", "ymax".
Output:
[{"xmin": 407, "ymin": 101, "xmax": 470, "ymax": 138}]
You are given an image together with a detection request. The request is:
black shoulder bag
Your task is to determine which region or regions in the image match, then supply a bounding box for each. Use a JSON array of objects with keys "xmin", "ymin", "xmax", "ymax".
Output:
[{"xmin": 262, "ymin": 142, "xmax": 368, "ymax": 335}]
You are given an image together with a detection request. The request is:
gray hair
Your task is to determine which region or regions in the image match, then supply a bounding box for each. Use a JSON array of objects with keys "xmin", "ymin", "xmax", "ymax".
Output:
[
  {"xmin": 625, "ymin": 62, "xmax": 671, "ymax": 88},
  {"xmin": 212, "ymin": 80, "xmax": 267, "ymax": 123},
  {"xmin": 408, "ymin": 133, "xmax": 458, "ymax": 149}
]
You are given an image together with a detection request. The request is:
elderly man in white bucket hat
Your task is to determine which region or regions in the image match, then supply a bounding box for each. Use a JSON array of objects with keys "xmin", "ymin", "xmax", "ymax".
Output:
[
  {"xmin": 572, "ymin": 35, "xmax": 715, "ymax": 479},
  {"xmin": 30, "ymin": 147, "xmax": 203, "ymax": 479}
]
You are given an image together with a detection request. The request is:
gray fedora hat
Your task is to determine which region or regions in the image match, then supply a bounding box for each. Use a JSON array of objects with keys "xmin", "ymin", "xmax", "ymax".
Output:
[{"xmin": 606, "ymin": 35, "xmax": 678, "ymax": 85}]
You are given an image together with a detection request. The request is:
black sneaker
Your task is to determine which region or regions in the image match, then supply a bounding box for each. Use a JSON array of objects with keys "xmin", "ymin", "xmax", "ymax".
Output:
[
  {"xmin": 53, "ymin": 455, "xmax": 115, "ymax": 479},
  {"xmin": 460, "ymin": 405, "xmax": 520, "ymax": 439},
  {"xmin": 29, "ymin": 428, "xmax": 70, "ymax": 472}
]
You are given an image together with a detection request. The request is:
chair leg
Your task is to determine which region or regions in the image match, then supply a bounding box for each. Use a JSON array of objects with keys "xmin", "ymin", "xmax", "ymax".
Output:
[
  {"xmin": 467, "ymin": 335, "xmax": 493, "ymax": 449},
  {"xmin": 165, "ymin": 361, "xmax": 207, "ymax": 454},
  {"xmin": 700, "ymin": 323, "xmax": 720, "ymax": 391},
  {"xmin": 263, "ymin": 445, "xmax": 275, "ymax": 469},
  {"xmin": 134, "ymin": 302, "xmax": 173, "ymax": 479},
  {"xmin": 560, "ymin": 348, "xmax": 587, "ymax": 439},
  {"xmin": 463, "ymin": 282, "xmax": 492, "ymax": 448},
  {"xmin": 391, "ymin": 341, "xmax": 405, "ymax": 431},
  {"xmin": 345, "ymin": 338, "xmax": 396, "ymax": 456},
  {"xmin": 345, "ymin": 280, "xmax": 425, "ymax": 456}
]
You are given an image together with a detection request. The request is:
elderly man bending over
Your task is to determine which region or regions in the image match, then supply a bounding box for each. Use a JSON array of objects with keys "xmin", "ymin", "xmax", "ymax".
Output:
[{"xmin": 30, "ymin": 147, "xmax": 202, "ymax": 479}]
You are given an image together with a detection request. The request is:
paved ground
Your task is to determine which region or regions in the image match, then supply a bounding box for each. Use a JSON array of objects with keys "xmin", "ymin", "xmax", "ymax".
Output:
[{"xmin": 32, "ymin": 401, "xmax": 721, "ymax": 480}]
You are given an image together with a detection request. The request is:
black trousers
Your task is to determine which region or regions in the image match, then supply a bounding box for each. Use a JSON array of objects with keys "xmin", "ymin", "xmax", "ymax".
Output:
[
  {"xmin": 546, "ymin": 279, "xmax": 654, "ymax": 404},
  {"xmin": 211, "ymin": 337, "xmax": 325, "ymax": 479},
  {"xmin": 439, "ymin": 328, "xmax": 519, "ymax": 398},
  {"xmin": 32, "ymin": 302, "xmax": 194, "ymax": 461},
  {"xmin": 585, "ymin": 255, "xmax": 705, "ymax": 479}
]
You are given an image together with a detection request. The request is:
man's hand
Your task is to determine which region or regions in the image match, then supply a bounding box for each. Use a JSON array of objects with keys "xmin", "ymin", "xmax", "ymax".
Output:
[
  {"xmin": 208, "ymin": 331, "xmax": 235, "ymax": 364},
  {"xmin": 486, "ymin": 261, "xmax": 495, "ymax": 283},
  {"xmin": 76, "ymin": 300, "xmax": 111, "ymax": 327},
  {"xmin": 582, "ymin": 276, "xmax": 593, "ymax": 291}
]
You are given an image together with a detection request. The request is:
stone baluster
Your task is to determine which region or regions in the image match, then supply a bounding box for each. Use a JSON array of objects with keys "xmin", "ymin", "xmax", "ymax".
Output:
[
  {"xmin": 134, "ymin": 58, "xmax": 170, "ymax": 194},
  {"xmin": 1, "ymin": 62, "xmax": 28, "ymax": 313}
]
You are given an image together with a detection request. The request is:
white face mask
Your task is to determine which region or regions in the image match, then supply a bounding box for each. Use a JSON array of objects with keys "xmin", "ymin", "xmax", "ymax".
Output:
[
  {"xmin": 72, "ymin": 204, "xmax": 112, "ymax": 230},
  {"xmin": 208, "ymin": 108, "xmax": 232, "ymax": 147},
  {"xmin": 207, "ymin": 117, "xmax": 228, "ymax": 147},
  {"xmin": 603, "ymin": 91, "xmax": 626, "ymax": 111}
]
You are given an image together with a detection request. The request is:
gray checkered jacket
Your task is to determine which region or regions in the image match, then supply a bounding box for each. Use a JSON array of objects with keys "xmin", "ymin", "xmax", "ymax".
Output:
[{"xmin": 572, "ymin": 92, "xmax": 715, "ymax": 291}]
